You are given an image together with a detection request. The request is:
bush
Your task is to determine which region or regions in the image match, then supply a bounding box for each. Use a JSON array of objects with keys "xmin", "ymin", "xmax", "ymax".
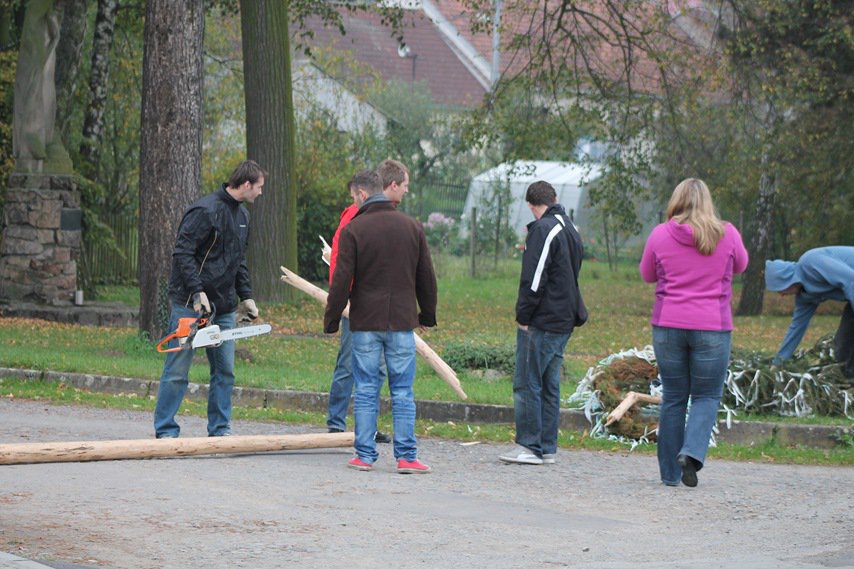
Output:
[
  {"xmin": 442, "ymin": 341, "xmax": 516, "ymax": 374},
  {"xmin": 295, "ymin": 107, "xmax": 384, "ymax": 282},
  {"xmin": 423, "ymin": 212, "xmax": 456, "ymax": 250}
]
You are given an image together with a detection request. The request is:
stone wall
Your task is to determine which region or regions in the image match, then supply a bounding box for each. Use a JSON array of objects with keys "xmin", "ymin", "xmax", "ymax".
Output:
[{"xmin": 0, "ymin": 173, "xmax": 81, "ymax": 304}]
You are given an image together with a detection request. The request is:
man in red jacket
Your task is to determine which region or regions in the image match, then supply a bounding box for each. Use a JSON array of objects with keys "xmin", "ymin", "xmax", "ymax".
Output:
[
  {"xmin": 324, "ymin": 169, "xmax": 437, "ymax": 474},
  {"xmin": 325, "ymin": 174, "xmax": 390, "ymax": 443}
]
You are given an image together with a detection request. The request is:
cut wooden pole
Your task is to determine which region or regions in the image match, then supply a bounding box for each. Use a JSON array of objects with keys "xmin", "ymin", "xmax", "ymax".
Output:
[
  {"xmin": 280, "ymin": 266, "xmax": 468, "ymax": 400},
  {"xmin": 605, "ymin": 391, "xmax": 661, "ymax": 426},
  {"xmin": 0, "ymin": 432, "xmax": 355, "ymax": 466}
]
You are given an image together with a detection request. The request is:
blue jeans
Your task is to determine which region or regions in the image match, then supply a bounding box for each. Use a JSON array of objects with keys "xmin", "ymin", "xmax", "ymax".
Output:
[
  {"xmin": 326, "ymin": 318, "xmax": 386, "ymax": 430},
  {"xmin": 326, "ymin": 318, "xmax": 355, "ymax": 431},
  {"xmin": 351, "ymin": 330, "xmax": 417, "ymax": 463},
  {"xmin": 154, "ymin": 304, "xmax": 237, "ymax": 437},
  {"xmin": 513, "ymin": 326, "xmax": 571, "ymax": 457},
  {"xmin": 653, "ymin": 326, "xmax": 731, "ymax": 485}
]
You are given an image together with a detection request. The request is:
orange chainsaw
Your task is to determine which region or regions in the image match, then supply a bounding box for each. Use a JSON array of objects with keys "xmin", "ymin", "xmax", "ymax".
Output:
[{"xmin": 156, "ymin": 309, "xmax": 271, "ymax": 353}]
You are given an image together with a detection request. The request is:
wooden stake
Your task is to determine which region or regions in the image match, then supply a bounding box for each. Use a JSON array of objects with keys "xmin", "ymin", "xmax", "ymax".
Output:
[
  {"xmin": 0, "ymin": 432, "xmax": 355, "ymax": 466},
  {"xmin": 280, "ymin": 266, "xmax": 468, "ymax": 400},
  {"xmin": 604, "ymin": 391, "xmax": 661, "ymax": 426}
]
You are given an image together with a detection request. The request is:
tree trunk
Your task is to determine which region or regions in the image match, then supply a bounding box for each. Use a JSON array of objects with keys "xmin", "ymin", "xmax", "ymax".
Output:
[
  {"xmin": 0, "ymin": 8, "xmax": 10, "ymax": 48},
  {"xmin": 79, "ymin": 0, "xmax": 118, "ymax": 176},
  {"xmin": 54, "ymin": 0, "xmax": 88, "ymax": 147},
  {"xmin": 138, "ymin": 0, "xmax": 205, "ymax": 341},
  {"xmin": 737, "ymin": 151, "xmax": 776, "ymax": 316},
  {"xmin": 239, "ymin": 0, "xmax": 298, "ymax": 302},
  {"xmin": 0, "ymin": 432, "xmax": 355, "ymax": 465}
]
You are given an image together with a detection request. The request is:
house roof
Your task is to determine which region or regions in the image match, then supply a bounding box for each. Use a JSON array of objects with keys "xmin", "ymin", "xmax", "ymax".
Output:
[
  {"xmin": 299, "ymin": 8, "xmax": 488, "ymax": 108},
  {"xmin": 428, "ymin": 0, "xmax": 720, "ymax": 96},
  {"xmin": 295, "ymin": 1, "xmax": 720, "ymax": 112}
]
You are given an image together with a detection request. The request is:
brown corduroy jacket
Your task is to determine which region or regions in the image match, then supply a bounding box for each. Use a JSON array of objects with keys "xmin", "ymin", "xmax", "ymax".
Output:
[{"xmin": 324, "ymin": 199, "xmax": 437, "ymax": 333}]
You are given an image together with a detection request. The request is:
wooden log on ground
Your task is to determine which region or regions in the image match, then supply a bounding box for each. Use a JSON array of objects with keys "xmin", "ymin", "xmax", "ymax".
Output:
[
  {"xmin": 0, "ymin": 432, "xmax": 354, "ymax": 466},
  {"xmin": 280, "ymin": 266, "xmax": 468, "ymax": 400},
  {"xmin": 604, "ymin": 391, "xmax": 662, "ymax": 426}
]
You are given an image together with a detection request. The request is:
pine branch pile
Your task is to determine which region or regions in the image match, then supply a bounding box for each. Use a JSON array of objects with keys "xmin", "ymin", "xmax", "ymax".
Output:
[
  {"xmin": 569, "ymin": 336, "xmax": 853, "ymax": 447},
  {"xmin": 723, "ymin": 335, "xmax": 853, "ymax": 421}
]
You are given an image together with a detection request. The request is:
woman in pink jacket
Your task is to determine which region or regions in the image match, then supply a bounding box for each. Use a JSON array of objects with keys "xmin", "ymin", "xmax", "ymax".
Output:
[{"xmin": 640, "ymin": 178, "xmax": 749, "ymax": 488}]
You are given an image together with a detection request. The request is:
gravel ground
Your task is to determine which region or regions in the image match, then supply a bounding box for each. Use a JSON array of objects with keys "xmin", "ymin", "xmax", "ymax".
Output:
[{"xmin": 0, "ymin": 398, "xmax": 852, "ymax": 569}]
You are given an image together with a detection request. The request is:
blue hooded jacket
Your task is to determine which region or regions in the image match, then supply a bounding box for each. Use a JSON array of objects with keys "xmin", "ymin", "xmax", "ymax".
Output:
[{"xmin": 765, "ymin": 246, "xmax": 854, "ymax": 362}]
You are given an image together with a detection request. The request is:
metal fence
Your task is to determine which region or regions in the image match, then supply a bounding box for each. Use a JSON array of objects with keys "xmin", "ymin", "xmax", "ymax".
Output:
[
  {"xmin": 86, "ymin": 213, "xmax": 139, "ymax": 285},
  {"xmin": 402, "ymin": 178, "xmax": 470, "ymax": 221}
]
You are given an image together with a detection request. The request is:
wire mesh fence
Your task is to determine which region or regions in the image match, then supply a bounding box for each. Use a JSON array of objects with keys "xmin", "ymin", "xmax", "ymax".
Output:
[{"xmin": 84, "ymin": 213, "xmax": 139, "ymax": 285}]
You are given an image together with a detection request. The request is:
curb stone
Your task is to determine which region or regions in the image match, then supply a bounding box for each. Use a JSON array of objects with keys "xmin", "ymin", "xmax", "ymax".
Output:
[
  {"xmin": 0, "ymin": 367, "xmax": 850, "ymax": 449},
  {"xmin": 0, "ymin": 551, "xmax": 55, "ymax": 568}
]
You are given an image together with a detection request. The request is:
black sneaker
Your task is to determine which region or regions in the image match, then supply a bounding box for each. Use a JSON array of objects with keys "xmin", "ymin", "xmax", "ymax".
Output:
[
  {"xmin": 374, "ymin": 431, "xmax": 391, "ymax": 444},
  {"xmin": 328, "ymin": 427, "xmax": 344, "ymax": 434},
  {"xmin": 678, "ymin": 454, "xmax": 698, "ymax": 487}
]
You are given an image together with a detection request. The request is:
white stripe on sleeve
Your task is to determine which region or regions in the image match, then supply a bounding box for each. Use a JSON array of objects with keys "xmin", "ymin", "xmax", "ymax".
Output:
[{"xmin": 530, "ymin": 223, "xmax": 563, "ymax": 292}]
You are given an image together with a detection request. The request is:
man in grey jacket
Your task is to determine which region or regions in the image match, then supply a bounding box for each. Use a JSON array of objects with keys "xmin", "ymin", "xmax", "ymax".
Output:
[{"xmin": 766, "ymin": 246, "xmax": 854, "ymax": 378}]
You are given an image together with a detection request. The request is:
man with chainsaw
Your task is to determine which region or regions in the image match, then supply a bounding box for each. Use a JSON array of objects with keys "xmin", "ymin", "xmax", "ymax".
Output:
[{"xmin": 154, "ymin": 160, "xmax": 266, "ymax": 438}]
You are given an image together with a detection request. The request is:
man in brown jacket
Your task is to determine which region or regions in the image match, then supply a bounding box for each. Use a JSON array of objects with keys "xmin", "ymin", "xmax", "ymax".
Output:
[{"xmin": 324, "ymin": 169, "xmax": 437, "ymax": 474}]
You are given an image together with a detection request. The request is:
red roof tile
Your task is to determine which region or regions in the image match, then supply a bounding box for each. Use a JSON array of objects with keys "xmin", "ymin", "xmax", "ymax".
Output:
[{"xmin": 300, "ymin": 8, "xmax": 488, "ymax": 108}]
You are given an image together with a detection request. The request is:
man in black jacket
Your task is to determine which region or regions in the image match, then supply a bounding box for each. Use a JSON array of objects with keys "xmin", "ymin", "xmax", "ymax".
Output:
[
  {"xmin": 154, "ymin": 160, "xmax": 265, "ymax": 438},
  {"xmin": 500, "ymin": 181, "xmax": 586, "ymax": 465}
]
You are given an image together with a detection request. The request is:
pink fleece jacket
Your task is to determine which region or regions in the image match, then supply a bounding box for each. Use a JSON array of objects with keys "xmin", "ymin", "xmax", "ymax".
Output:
[{"xmin": 639, "ymin": 219, "xmax": 749, "ymax": 331}]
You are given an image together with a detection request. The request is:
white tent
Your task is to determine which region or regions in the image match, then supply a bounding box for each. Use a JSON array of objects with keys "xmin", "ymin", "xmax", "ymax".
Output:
[{"xmin": 463, "ymin": 161, "xmax": 602, "ymax": 236}]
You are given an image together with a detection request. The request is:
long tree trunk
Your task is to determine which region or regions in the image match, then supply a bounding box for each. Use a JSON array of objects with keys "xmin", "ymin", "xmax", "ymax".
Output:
[
  {"xmin": 79, "ymin": 0, "xmax": 118, "ymax": 177},
  {"xmin": 54, "ymin": 0, "xmax": 88, "ymax": 147},
  {"xmin": 239, "ymin": 0, "xmax": 298, "ymax": 302},
  {"xmin": 736, "ymin": 150, "xmax": 776, "ymax": 316},
  {"xmin": 138, "ymin": 0, "xmax": 204, "ymax": 341}
]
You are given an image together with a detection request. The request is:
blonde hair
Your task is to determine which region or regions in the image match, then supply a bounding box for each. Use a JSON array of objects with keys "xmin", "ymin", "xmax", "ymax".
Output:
[{"xmin": 666, "ymin": 178, "xmax": 724, "ymax": 255}]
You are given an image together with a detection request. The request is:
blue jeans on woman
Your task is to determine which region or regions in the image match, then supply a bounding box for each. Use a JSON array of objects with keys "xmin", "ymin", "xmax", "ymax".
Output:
[
  {"xmin": 653, "ymin": 326, "xmax": 731, "ymax": 485},
  {"xmin": 154, "ymin": 304, "xmax": 237, "ymax": 438},
  {"xmin": 351, "ymin": 330, "xmax": 417, "ymax": 464},
  {"xmin": 513, "ymin": 326, "xmax": 571, "ymax": 457}
]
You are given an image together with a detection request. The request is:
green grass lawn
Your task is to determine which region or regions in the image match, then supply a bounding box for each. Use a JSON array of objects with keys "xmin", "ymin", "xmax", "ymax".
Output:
[{"xmin": 3, "ymin": 257, "xmax": 845, "ymax": 409}]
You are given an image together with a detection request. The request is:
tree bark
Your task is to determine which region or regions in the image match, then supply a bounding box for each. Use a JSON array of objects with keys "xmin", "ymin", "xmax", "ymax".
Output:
[
  {"xmin": 239, "ymin": 0, "xmax": 298, "ymax": 302},
  {"xmin": 138, "ymin": 0, "xmax": 205, "ymax": 341},
  {"xmin": 737, "ymin": 150, "xmax": 777, "ymax": 316},
  {"xmin": 54, "ymin": 0, "xmax": 88, "ymax": 147},
  {"xmin": 79, "ymin": 0, "xmax": 118, "ymax": 175}
]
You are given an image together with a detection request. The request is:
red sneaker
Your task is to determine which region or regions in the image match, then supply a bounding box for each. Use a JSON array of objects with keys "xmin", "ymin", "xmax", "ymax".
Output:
[
  {"xmin": 397, "ymin": 458, "xmax": 431, "ymax": 474},
  {"xmin": 347, "ymin": 456, "xmax": 373, "ymax": 471}
]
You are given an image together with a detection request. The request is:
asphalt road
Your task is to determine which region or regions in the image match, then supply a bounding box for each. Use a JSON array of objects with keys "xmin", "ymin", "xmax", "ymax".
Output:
[{"xmin": 0, "ymin": 399, "xmax": 852, "ymax": 569}]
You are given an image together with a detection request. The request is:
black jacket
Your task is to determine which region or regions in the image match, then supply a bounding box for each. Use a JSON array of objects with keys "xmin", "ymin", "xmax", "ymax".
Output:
[
  {"xmin": 167, "ymin": 186, "xmax": 252, "ymax": 313},
  {"xmin": 515, "ymin": 204, "xmax": 586, "ymax": 333}
]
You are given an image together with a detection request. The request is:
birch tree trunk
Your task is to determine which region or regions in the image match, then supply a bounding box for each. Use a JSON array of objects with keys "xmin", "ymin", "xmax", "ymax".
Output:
[
  {"xmin": 737, "ymin": 150, "xmax": 777, "ymax": 316},
  {"xmin": 239, "ymin": 0, "xmax": 298, "ymax": 302},
  {"xmin": 79, "ymin": 0, "xmax": 118, "ymax": 175},
  {"xmin": 138, "ymin": 0, "xmax": 205, "ymax": 341}
]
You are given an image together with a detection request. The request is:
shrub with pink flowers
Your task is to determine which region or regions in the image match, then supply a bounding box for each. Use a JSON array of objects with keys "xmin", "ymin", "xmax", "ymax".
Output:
[{"xmin": 423, "ymin": 212, "xmax": 457, "ymax": 251}]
